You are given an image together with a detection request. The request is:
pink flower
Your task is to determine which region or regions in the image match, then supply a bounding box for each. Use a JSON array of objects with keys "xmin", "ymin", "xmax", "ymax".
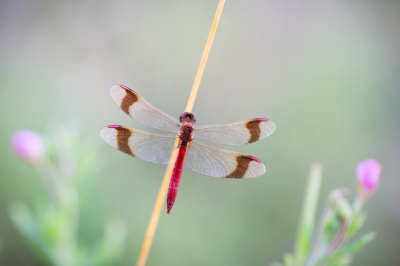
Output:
[
  {"xmin": 356, "ymin": 159, "xmax": 381, "ymax": 198},
  {"xmin": 11, "ymin": 130, "xmax": 45, "ymax": 163}
]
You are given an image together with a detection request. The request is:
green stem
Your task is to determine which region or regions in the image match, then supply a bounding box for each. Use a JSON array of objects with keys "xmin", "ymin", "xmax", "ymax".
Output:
[
  {"xmin": 293, "ymin": 163, "xmax": 323, "ymax": 266},
  {"xmin": 352, "ymin": 194, "xmax": 364, "ymax": 218},
  {"xmin": 306, "ymin": 206, "xmax": 333, "ymax": 265}
]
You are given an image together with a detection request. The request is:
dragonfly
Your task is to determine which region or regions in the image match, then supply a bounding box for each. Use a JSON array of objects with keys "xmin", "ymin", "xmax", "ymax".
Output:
[{"xmin": 100, "ymin": 85, "xmax": 276, "ymax": 214}]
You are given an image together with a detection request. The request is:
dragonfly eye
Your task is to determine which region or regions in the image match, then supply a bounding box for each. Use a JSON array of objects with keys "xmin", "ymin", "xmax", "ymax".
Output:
[{"xmin": 180, "ymin": 112, "xmax": 196, "ymax": 123}]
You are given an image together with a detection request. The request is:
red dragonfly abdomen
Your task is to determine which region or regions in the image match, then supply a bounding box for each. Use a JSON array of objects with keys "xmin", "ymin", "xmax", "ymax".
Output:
[{"xmin": 166, "ymin": 143, "xmax": 188, "ymax": 214}]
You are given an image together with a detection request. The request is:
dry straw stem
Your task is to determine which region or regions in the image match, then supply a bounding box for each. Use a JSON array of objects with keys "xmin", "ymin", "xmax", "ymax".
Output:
[{"xmin": 136, "ymin": 1, "xmax": 226, "ymax": 266}]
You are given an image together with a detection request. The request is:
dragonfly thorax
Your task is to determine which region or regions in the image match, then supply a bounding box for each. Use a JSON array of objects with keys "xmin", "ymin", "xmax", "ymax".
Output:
[
  {"xmin": 179, "ymin": 123, "xmax": 194, "ymax": 145},
  {"xmin": 179, "ymin": 112, "xmax": 195, "ymax": 145}
]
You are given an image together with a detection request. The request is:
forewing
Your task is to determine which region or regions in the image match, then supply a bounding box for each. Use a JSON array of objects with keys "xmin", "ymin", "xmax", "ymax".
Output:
[
  {"xmin": 110, "ymin": 85, "xmax": 181, "ymax": 133},
  {"xmin": 193, "ymin": 118, "xmax": 276, "ymax": 145},
  {"xmin": 100, "ymin": 125, "xmax": 177, "ymax": 164},
  {"xmin": 185, "ymin": 140, "xmax": 265, "ymax": 178}
]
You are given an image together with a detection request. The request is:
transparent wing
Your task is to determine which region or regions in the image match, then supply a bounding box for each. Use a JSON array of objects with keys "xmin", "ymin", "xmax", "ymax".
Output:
[
  {"xmin": 110, "ymin": 85, "xmax": 181, "ymax": 133},
  {"xmin": 100, "ymin": 125, "xmax": 177, "ymax": 164},
  {"xmin": 185, "ymin": 139, "xmax": 265, "ymax": 178},
  {"xmin": 193, "ymin": 118, "xmax": 276, "ymax": 145}
]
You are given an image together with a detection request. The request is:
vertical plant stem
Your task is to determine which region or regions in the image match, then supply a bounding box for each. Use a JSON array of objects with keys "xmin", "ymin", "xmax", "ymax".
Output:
[
  {"xmin": 293, "ymin": 162, "xmax": 323, "ymax": 266},
  {"xmin": 136, "ymin": 1, "xmax": 225, "ymax": 266},
  {"xmin": 35, "ymin": 164, "xmax": 58, "ymax": 204},
  {"xmin": 136, "ymin": 150, "xmax": 179, "ymax": 266},
  {"xmin": 185, "ymin": 0, "xmax": 225, "ymax": 113}
]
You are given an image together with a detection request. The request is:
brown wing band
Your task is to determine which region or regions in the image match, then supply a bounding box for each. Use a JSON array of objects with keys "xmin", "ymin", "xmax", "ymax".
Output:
[
  {"xmin": 114, "ymin": 126, "xmax": 135, "ymax": 157},
  {"xmin": 246, "ymin": 119, "xmax": 262, "ymax": 143},
  {"xmin": 223, "ymin": 155, "xmax": 253, "ymax": 179},
  {"xmin": 121, "ymin": 88, "xmax": 139, "ymax": 115}
]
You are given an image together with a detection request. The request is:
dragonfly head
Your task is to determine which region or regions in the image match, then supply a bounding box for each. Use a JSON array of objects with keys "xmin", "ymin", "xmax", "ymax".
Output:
[{"xmin": 180, "ymin": 112, "xmax": 196, "ymax": 124}]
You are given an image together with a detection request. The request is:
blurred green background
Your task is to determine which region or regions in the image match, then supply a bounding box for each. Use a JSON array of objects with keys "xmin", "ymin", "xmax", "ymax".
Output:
[{"xmin": 1, "ymin": 0, "xmax": 399, "ymax": 265}]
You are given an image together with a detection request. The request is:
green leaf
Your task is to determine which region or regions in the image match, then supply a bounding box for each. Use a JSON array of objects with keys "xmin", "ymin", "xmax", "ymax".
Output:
[
  {"xmin": 323, "ymin": 212, "xmax": 341, "ymax": 243},
  {"xmin": 342, "ymin": 232, "xmax": 376, "ymax": 254},
  {"xmin": 284, "ymin": 252, "xmax": 294, "ymax": 266},
  {"xmin": 331, "ymin": 255, "xmax": 353, "ymax": 266},
  {"xmin": 347, "ymin": 213, "xmax": 366, "ymax": 237},
  {"xmin": 9, "ymin": 202, "xmax": 40, "ymax": 245},
  {"xmin": 77, "ymin": 217, "xmax": 127, "ymax": 266},
  {"xmin": 318, "ymin": 232, "xmax": 376, "ymax": 265},
  {"xmin": 8, "ymin": 202, "xmax": 53, "ymax": 265}
]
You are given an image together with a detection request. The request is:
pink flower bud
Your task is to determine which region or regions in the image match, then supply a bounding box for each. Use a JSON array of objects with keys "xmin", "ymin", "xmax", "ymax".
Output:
[
  {"xmin": 356, "ymin": 159, "xmax": 381, "ymax": 197},
  {"xmin": 11, "ymin": 130, "xmax": 45, "ymax": 163}
]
